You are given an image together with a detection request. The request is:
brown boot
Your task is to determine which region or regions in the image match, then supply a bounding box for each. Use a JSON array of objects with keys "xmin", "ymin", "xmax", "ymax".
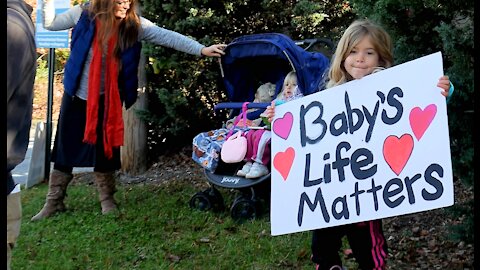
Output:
[
  {"xmin": 31, "ymin": 170, "xmax": 73, "ymax": 221},
  {"xmin": 94, "ymin": 172, "xmax": 118, "ymax": 214}
]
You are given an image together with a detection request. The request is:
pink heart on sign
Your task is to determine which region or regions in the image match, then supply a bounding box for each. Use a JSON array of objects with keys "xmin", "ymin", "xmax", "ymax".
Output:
[
  {"xmin": 273, "ymin": 147, "xmax": 295, "ymax": 181},
  {"xmin": 383, "ymin": 134, "xmax": 414, "ymax": 176},
  {"xmin": 273, "ymin": 112, "xmax": 293, "ymax": 140},
  {"xmin": 409, "ymin": 104, "xmax": 437, "ymax": 140}
]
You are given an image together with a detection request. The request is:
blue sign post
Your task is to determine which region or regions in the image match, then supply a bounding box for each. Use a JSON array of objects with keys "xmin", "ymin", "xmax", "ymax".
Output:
[{"xmin": 35, "ymin": 0, "xmax": 70, "ymax": 181}]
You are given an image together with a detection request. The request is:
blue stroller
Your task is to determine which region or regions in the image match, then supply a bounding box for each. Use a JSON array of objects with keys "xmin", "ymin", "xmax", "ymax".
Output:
[{"xmin": 190, "ymin": 33, "xmax": 333, "ymax": 221}]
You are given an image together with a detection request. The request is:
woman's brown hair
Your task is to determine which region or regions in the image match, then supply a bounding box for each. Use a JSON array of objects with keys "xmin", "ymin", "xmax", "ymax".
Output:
[{"xmin": 87, "ymin": 0, "xmax": 141, "ymax": 58}]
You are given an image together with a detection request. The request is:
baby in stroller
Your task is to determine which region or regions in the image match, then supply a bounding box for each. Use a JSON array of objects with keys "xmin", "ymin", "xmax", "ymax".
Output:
[
  {"xmin": 236, "ymin": 71, "xmax": 303, "ymax": 178},
  {"xmin": 191, "ymin": 82, "xmax": 275, "ymax": 173},
  {"xmin": 189, "ymin": 71, "xmax": 303, "ymax": 220},
  {"xmin": 189, "ymin": 33, "xmax": 332, "ymax": 221}
]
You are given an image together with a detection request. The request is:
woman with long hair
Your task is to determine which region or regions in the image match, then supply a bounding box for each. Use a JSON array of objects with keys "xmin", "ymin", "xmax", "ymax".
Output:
[{"xmin": 32, "ymin": 0, "xmax": 226, "ymax": 221}]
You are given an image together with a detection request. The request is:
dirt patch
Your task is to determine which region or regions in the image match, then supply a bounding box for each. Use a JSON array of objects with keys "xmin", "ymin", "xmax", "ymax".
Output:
[{"xmin": 32, "ymin": 76, "xmax": 63, "ymax": 123}]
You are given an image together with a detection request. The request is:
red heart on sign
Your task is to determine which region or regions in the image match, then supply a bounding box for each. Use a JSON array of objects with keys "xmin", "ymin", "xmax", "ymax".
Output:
[
  {"xmin": 383, "ymin": 134, "xmax": 414, "ymax": 176},
  {"xmin": 409, "ymin": 104, "xmax": 437, "ymax": 140},
  {"xmin": 273, "ymin": 147, "xmax": 295, "ymax": 181}
]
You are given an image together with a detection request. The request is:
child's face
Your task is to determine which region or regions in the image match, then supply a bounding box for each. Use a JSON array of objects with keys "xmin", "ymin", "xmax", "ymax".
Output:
[
  {"xmin": 343, "ymin": 36, "xmax": 380, "ymax": 80},
  {"xmin": 283, "ymin": 80, "xmax": 298, "ymax": 98}
]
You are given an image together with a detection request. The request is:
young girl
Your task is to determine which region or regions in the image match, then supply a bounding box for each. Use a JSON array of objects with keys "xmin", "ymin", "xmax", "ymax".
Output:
[
  {"xmin": 238, "ymin": 71, "xmax": 302, "ymax": 179},
  {"xmin": 264, "ymin": 19, "xmax": 453, "ymax": 270}
]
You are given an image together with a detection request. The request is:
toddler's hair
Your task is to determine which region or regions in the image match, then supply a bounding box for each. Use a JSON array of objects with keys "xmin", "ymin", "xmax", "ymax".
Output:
[
  {"xmin": 283, "ymin": 71, "xmax": 297, "ymax": 85},
  {"xmin": 276, "ymin": 71, "xmax": 297, "ymax": 99}
]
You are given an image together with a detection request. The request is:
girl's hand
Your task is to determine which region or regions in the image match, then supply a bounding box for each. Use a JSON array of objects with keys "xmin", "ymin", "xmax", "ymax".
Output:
[
  {"xmin": 437, "ymin": 75, "xmax": 450, "ymax": 98},
  {"xmin": 265, "ymin": 101, "xmax": 276, "ymax": 123},
  {"xmin": 201, "ymin": 44, "xmax": 227, "ymax": 57}
]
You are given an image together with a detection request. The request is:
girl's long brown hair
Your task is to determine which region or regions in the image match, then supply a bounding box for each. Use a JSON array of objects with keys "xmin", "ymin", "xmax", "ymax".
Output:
[
  {"xmin": 86, "ymin": 0, "xmax": 141, "ymax": 59},
  {"xmin": 326, "ymin": 19, "xmax": 393, "ymax": 89}
]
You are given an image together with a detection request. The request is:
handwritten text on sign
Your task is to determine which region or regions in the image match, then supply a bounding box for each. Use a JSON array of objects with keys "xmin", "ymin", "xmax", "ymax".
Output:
[{"xmin": 270, "ymin": 52, "xmax": 453, "ymax": 236}]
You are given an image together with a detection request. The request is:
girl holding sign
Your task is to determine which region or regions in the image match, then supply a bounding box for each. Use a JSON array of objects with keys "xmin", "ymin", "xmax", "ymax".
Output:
[{"xmin": 265, "ymin": 19, "xmax": 453, "ymax": 270}]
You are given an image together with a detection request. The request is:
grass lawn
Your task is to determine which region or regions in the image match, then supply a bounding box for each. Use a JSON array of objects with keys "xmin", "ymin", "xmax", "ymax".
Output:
[{"xmin": 12, "ymin": 180, "xmax": 358, "ymax": 270}]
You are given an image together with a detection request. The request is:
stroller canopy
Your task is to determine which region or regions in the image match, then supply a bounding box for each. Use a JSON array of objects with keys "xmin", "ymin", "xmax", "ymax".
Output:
[{"xmin": 220, "ymin": 33, "xmax": 330, "ymax": 103}]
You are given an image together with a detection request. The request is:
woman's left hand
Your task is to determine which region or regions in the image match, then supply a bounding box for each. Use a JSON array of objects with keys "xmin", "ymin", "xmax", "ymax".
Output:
[{"xmin": 201, "ymin": 44, "xmax": 227, "ymax": 57}]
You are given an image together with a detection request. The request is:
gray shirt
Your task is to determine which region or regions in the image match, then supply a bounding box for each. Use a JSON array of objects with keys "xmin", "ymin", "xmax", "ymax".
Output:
[{"xmin": 42, "ymin": 0, "xmax": 205, "ymax": 99}]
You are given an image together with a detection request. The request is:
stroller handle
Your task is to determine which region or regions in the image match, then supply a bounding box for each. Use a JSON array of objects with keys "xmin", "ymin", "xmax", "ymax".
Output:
[
  {"xmin": 214, "ymin": 102, "xmax": 270, "ymax": 111},
  {"xmin": 295, "ymin": 38, "xmax": 335, "ymax": 52}
]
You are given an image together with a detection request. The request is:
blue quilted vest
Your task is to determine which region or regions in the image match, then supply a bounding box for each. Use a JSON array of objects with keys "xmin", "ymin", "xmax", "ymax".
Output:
[{"xmin": 63, "ymin": 9, "xmax": 142, "ymax": 109}]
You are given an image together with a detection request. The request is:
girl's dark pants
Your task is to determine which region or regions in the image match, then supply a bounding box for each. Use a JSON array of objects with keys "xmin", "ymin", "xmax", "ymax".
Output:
[{"xmin": 311, "ymin": 219, "xmax": 388, "ymax": 269}]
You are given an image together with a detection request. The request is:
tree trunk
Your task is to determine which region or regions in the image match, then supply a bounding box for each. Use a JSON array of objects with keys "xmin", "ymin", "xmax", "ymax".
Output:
[{"xmin": 121, "ymin": 53, "xmax": 148, "ymax": 175}]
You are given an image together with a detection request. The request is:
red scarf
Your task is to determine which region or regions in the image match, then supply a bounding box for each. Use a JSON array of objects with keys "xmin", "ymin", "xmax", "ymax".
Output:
[{"xmin": 83, "ymin": 20, "xmax": 124, "ymax": 159}]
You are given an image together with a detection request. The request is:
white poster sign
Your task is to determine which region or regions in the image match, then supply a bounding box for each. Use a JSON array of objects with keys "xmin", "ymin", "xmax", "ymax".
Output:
[{"xmin": 270, "ymin": 52, "xmax": 454, "ymax": 236}]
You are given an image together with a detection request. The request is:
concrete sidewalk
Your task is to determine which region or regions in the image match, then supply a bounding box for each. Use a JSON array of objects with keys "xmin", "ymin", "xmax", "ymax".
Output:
[
  {"xmin": 11, "ymin": 121, "xmax": 93, "ymax": 188},
  {"xmin": 11, "ymin": 138, "xmax": 35, "ymax": 187}
]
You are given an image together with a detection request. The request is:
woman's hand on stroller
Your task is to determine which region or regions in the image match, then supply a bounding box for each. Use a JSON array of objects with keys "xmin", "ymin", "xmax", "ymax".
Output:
[{"xmin": 201, "ymin": 44, "xmax": 227, "ymax": 57}]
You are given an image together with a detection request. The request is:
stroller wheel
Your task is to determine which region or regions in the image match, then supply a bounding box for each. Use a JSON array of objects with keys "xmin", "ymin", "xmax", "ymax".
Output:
[
  {"xmin": 204, "ymin": 187, "xmax": 225, "ymax": 212},
  {"xmin": 230, "ymin": 197, "xmax": 257, "ymax": 222},
  {"xmin": 189, "ymin": 192, "xmax": 212, "ymax": 211}
]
